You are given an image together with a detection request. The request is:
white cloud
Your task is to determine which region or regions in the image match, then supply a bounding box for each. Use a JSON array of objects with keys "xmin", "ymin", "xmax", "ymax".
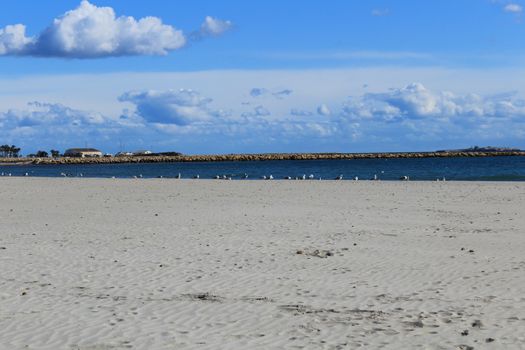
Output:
[
  {"xmin": 342, "ymin": 83, "xmax": 525, "ymax": 121},
  {"xmin": 317, "ymin": 104, "xmax": 331, "ymax": 116},
  {"xmin": 249, "ymin": 87, "xmax": 293, "ymax": 99},
  {"xmin": 0, "ymin": 24, "xmax": 33, "ymax": 55},
  {"xmin": 1, "ymin": 101, "xmax": 106, "ymax": 128},
  {"xmin": 119, "ymin": 89, "xmax": 228, "ymax": 126},
  {"xmin": 0, "ymin": 1, "xmax": 231, "ymax": 58},
  {"xmin": 241, "ymin": 105, "xmax": 271, "ymax": 117},
  {"xmin": 200, "ymin": 16, "xmax": 232, "ymax": 36},
  {"xmin": 504, "ymin": 3, "xmax": 523, "ymax": 13},
  {"xmin": 0, "ymin": 101, "xmax": 123, "ymax": 151}
]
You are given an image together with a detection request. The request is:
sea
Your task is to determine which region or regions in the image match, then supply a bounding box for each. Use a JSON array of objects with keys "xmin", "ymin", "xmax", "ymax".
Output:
[{"xmin": 1, "ymin": 156, "xmax": 525, "ymax": 181}]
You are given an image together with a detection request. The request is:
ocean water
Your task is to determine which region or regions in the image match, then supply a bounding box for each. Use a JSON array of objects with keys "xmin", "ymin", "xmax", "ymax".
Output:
[{"xmin": 1, "ymin": 156, "xmax": 525, "ymax": 181}]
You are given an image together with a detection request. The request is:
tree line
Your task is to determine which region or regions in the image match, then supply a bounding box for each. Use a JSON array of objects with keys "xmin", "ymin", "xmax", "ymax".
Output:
[
  {"xmin": 0, "ymin": 145, "xmax": 21, "ymax": 158},
  {"xmin": 0, "ymin": 145, "xmax": 61, "ymax": 158}
]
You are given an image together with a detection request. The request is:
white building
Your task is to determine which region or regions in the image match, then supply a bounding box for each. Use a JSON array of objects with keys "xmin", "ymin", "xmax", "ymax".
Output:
[{"xmin": 64, "ymin": 148, "xmax": 103, "ymax": 158}]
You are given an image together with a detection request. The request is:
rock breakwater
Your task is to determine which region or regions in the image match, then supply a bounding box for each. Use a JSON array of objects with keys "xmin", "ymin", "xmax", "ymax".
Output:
[{"xmin": 1, "ymin": 151, "xmax": 524, "ymax": 166}]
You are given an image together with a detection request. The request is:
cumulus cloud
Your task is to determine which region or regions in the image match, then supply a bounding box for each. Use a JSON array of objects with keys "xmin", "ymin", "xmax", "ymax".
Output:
[
  {"xmin": 504, "ymin": 3, "xmax": 523, "ymax": 13},
  {"xmin": 0, "ymin": 1, "xmax": 231, "ymax": 58},
  {"xmin": 317, "ymin": 104, "xmax": 331, "ymax": 116},
  {"xmin": 199, "ymin": 16, "xmax": 233, "ymax": 37},
  {"xmin": 0, "ymin": 25, "xmax": 33, "ymax": 55},
  {"xmin": 241, "ymin": 105, "xmax": 271, "ymax": 117},
  {"xmin": 119, "ymin": 89, "xmax": 229, "ymax": 126},
  {"xmin": 342, "ymin": 83, "xmax": 525, "ymax": 121},
  {"xmin": 0, "ymin": 101, "xmax": 122, "ymax": 150},
  {"xmin": 0, "ymin": 101, "xmax": 106, "ymax": 128},
  {"xmin": 249, "ymin": 87, "xmax": 293, "ymax": 99}
]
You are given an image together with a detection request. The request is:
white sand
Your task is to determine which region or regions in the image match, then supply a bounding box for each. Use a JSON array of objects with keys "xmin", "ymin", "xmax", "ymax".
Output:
[{"xmin": 1, "ymin": 178, "xmax": 524, "ymax": 349}]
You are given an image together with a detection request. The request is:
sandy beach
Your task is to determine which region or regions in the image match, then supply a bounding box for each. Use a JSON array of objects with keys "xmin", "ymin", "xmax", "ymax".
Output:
[{"xmin": 1, "ymin": 178, "xmax": 524, "ymax": 349}]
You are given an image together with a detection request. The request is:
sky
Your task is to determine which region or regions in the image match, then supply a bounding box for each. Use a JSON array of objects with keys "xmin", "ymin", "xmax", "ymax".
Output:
[{"xmin": 0, "ymin": 0, "xmax": 524, "ymax": 154}]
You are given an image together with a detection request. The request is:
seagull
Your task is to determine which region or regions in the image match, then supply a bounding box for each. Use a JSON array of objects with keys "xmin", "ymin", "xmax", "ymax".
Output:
[
  {"xmin": 302, "ymin": 174, "xmax": 306, "ymax": 180},
  {"xmin": 308, "ymin": 174, "xmax": 314, "ymax": 179},
  {"xmin": 284, "ymin": 176, "xmax": 292, "ymax": 180},
  {"xmin": 269, "ymin": 175, "xmax": 274, "ymax": 180},
  {"xmin": 335, "ymin": 174, "xmax": 343, "ymax": 180},
  {"xmin": 243, "ymin": 173, "xmax": 249, "ymax": 179},
  {"xmin": 24, "ymin": 172, "xmax": 29, "ymax": 176},
  {"xmin": 400, "ymin": 176, "xmax": 409, "ymax": 181},
  {"xmin": 177, "ymin": 173, "xmax": 181, "ymax": 179},
  {"xmin": 354, "ymin": 176, "xmax": 358, "ymax": 181},
  {"xmin": 262, "ymin": 175, "xmax": 267, "ymax": 180},
  {"xmin": 194, "ymin": 175, "xmax": 200, "ymax": 179},
  {"xmin": 215, "ymin": 175, "xmax": 220, "ymax": 179},
  {"xmin": 373, "ymin": 174, "xmax": 378, "ymax": 181}
]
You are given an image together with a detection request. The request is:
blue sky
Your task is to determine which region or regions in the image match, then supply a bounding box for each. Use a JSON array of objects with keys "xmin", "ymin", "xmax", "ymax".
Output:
[{"xmin": 1, "ymin": 0, "xmax": 524, "ymax": 154}]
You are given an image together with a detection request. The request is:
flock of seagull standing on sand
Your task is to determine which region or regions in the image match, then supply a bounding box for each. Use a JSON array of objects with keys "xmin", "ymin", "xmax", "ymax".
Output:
[{"xmin": 0, "ymin": 171, "xmax": 449, "ymax": 181}]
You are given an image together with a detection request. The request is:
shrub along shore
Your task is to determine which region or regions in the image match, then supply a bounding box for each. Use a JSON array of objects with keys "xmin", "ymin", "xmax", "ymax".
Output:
[{"xmin": 1, "ymin": 151, "xmax": 525, "ymax": 165}]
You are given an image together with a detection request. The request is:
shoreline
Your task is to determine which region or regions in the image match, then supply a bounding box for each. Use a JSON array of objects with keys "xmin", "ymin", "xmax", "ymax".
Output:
[{"xmin": 1, "ymin": 150, "xmax": 524, "ymax": 166}]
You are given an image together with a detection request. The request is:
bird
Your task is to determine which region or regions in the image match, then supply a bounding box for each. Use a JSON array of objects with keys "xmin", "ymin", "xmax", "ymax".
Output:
[
  {"xmin": 308, "ymin": 174, "xmax": 314, "ymax": 179},
  {"xmin": 243, "ymin": 173, "xmax": 249, "ymax": 179},
  {"xmin": 400, "ymin": 176, "xmax": 409, "ymax": 181},
  {"xmin": 354, "ymin": 176, "xmax": 358, "ymax": 181},
  {"xmin": 177, "ymin": 173, "xmax": 181, "ymax": 179},
  {"xmin": 302, "ymin": 174, "xmax": 306, "ymax": 180},
  {"xmin": 335, "ymin": 174, "xmax": 343, "ymax": 180},
  {"xmin": 373, "ymin": 174, "xmax": 378, "ymax": 181},
  {"xmin": 269, "ymin": 175, "xmax": 274, "ymax": 180},
  {"xmin": 262, "ymin": 175, "xmax": 267, "ymax": 180},
  {"xmin": 284, "ymin": 176, "xmax": 292, "ymax": 180},
  {"xmin": 193, "ymin": 175, "xmax": 200, "ymax": 179}
]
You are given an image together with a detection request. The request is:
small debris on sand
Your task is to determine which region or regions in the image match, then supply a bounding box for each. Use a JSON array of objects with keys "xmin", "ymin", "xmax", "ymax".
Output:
[{"xmin": 296, "ymin": 249, "xmax": 334, "ymax": 258}]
